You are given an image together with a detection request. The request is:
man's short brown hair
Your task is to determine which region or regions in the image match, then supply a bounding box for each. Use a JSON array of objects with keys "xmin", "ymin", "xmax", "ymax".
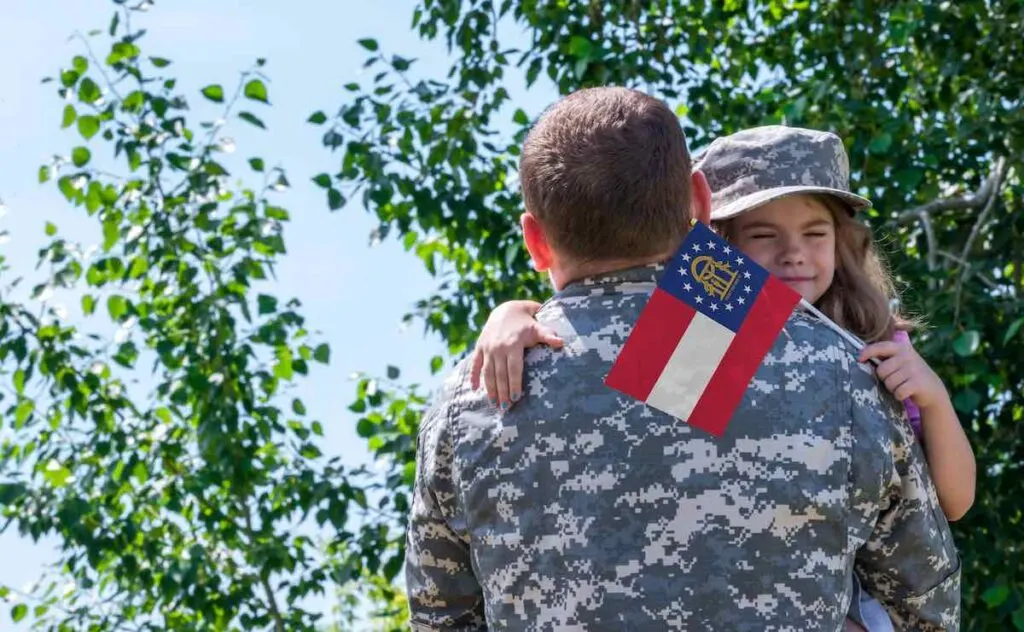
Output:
[{"xmin": 519, "ymin": 87, "xmax": 693, "ymax": 264}]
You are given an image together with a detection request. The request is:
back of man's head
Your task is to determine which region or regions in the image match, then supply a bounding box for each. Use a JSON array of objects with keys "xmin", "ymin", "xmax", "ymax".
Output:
[{"xmin": 519, "ymin": 87, "xmax": 693, "ymax": 265}]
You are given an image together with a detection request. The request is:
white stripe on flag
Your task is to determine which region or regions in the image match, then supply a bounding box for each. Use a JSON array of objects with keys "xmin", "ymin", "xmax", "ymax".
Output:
[{"xmin": 645, "ymin": 312, "xmax": 735, "ymax": 421}]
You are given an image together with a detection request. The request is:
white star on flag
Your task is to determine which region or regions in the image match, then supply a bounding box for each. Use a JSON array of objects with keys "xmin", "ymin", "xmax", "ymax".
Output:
[
  {"xmin": 707, "ymin": 241, "xmax": 716, "ymax": 250},
  {"xmin": 744, "ymin": 285, "xmax": 752, "ymax": 293},
  {"xmin": 743, "ymin": 271, "xmax": 751, "ymax": 279},
  {"xmin": 682, "ymin": 253, "xmax": 691, "ymax": 262},
  {"xmin": 736, "ymin": 256, "xmax": 744, "ymax": 265},
  {"xmin": 723, "ymin": 246, "xmax": 732, "ymax": 255},
  {"xmin": 695, "ymin": 295, "xmax": 704, "ymax": 304},
  {"xmin": 678, "ymin": 267, "xmax": 688, "ymax": 277},
  {"xmin": 726, "ymin": 303, "xmax": 734, "ymax": 311},
  {"xmin": 737, "ymin": 297, "xmax": 746, "ymax": 305},
  {"xmin": 683, "ymin": 282, "xmax": 692, "ymax": 291},
  {"xmin": 710, "ymin": 303, "xmax": 719, "ymax": 312},
  {"xmin": 692, "ymin": 243, "xmax": 701, "ymax": 252}
]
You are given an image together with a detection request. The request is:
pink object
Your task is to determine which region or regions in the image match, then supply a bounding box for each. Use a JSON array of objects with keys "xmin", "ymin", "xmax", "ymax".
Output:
[{"xmin": 891, "ymin": 329, "xmax": 923, "ymax": 439}]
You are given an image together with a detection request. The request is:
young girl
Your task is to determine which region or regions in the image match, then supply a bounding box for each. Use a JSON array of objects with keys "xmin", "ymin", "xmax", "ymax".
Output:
[{"xmin": 469, "ymin": 126, "xmax": 975, "ymax": 631}]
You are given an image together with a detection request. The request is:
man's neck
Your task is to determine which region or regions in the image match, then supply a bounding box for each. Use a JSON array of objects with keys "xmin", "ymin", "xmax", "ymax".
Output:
[{"xmin": 550, "ymin": 253, "xmax": 672, "ymax": 290}]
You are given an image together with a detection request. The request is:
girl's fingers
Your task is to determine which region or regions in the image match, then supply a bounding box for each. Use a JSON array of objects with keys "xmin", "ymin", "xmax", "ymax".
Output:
[
  {"xmin": 507, "ymin": 350, "xmax": 525, "ymax": 406},
  {"xmin": 482, "ymin": 352, "xmax": 500, "ymax": 405},
  {"xmin": 470, "ymin": 348, "xmax": 485, "ymax": 390},
  {"xmin": 493, "ymin": 352, "xmax": 511, "ymax": 410},
  {"xmin": 859, "ymin": 341, "xmax": 900, "ymax": 364},
  {"xmin": 537, "ymin": 325, "xmax": 565, "ymax": 349}
]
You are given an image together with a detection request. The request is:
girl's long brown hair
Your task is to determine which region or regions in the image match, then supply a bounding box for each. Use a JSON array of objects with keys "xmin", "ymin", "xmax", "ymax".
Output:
[{"xmin": 717, "ymin": 195, "xmax": 912, "ymax": 343}]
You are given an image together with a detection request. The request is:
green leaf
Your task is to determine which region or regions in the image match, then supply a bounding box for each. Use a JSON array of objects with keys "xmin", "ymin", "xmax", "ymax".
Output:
[
  {"xmin": 1004, "ymin": 317, "xmax": 1024, "ymax": 345},
  {"xmin": 77, "ymin": 115, "xmax": 100, "ymax": 140},
  {"xmin": 981, "ymin": 584, "xmax": 1010, "ymax": 608},
  {"xmin": 45, "ymin": 222, "xmax": 58, "ymax": 236},
  {"xmin": 103, "ymin": 219, "xmax": 119, "ymax": 251},
  {"xmin": 327, "ymin": 188, "xmax": 345, "ymax": 210},
  {"xmin": 201, "ymin": 84, "xmax": 224, "ymax": 102},
  {"xmin": 513, "ymin": 108, "xmax": 529, "ymax": 125},
  {"xmin": 257, "ymin": 294, "xmax": 278, "ymax": 315},
  {"xmin": 868, "ymin": 133, "xmax": 893, "ymax": 154},
  {"xmin": 382, "ymin": 553, "xmax": 403, "ymax": 581},
  {"xmin": 387, "ymin": 365, "xmax": 400, "ymax": 379},
  {"xmin": 107, "ymin": 294, "xmax": 128, "ymax": 321},
  {"xmin": 312, "ymin": 173, "xmax": 332, "ymax": 188},
  {"xmin": 82, "ymin": 294, "xmax": 96, "ymax": 315},
  {"xmin": 238, "ymin": 111, "xmax": 266, "ymax": 128},
  {"xmin": 292, "ymin": 398, "xmax": 307, "ymax": 415},
  {"xmin": 1012, "ymin": 608, "xmax": 1024, "ymax": 631},
  {"xmin": 274, "ymin": 346, "xmax": 294, "ymax": 380},
  {"xmin": 358, "ymin": 38, "xmax": 379, "ymax": 52},
  {"xmin": 60, "ymin": 69, "xmax": 79, "ymax": 88},
  {"xmin": 150, "ymin": 56, "xmax": 171, "ymax": 68},
  {"xmin": 78, "ymin": 77, "xmax": 101, "ymax": 103},
  {"xmin": 132, "ymin": 461, "xmax": 148, "ymax": 485},
  {"xmin": 122, "ymin": 90, "xmax": 145, "ymax": 112},
  {"xmin": 568, "ymin": 35, "xmax": 593, "ymax": 59},
  {"xmin": 38, "ymin": 165, "xmax": 51, "ymax": 183},
  {"xmin": 43, "ymin": 459, "xmax": 73, "ymax": 488},
  {"xmin": 952, "ymin": 388, "xmax": 981, "ymax": 414},
  {"xmin": 14, "ymin": 400, "xmax": 33, "ymax": 428},
  {"xmin": 11, "ymin": 604, "xmax": 27, "ymax": 623},
  {"xmin": 72, "ymin": 146, "xmax": 91, "ymax": 167},
  {"xmin": 356, "ymin": 418, "xmax": 376, "ymax": 438},
  {"xmin": 243, "ymin": 79, "xmax": 268, "ymax": 103},
  {"xmin": 307, "ymin": 110, "xmax": 327, "ymax": 124},
  {"xmin": 894, "ymin": 167, "xmax": 924, "ymax": 190},
  {"xmin": 249, "ymin": 157, "xmax": 265, "ymax": 172},
  {"xmin": 58, "ymin": 176, "xmax": 77, "ymax": 201},
  {"xmin": 392, "ymin": 55, "xmax": 412, "ymax": 71},
  {"xmin": 72, "ymin": 55, "xmax": 88, "ymax": 74},
  {"xmin": 953, "ymin": 331, "xmax": 980, "ymax": 357},
  {"xmin": 62, "ymin": 104, "xmax": 77, "ymax": 128},
  {"xmin": 313, "ymin": 343, "xmax": 330, "ymax": 364}
]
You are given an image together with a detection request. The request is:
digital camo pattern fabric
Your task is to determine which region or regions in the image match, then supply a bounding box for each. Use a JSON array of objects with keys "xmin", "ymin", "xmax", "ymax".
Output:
[{"xmin": 405, "ymin": 264, "xmax": 961, "ymax": 631}]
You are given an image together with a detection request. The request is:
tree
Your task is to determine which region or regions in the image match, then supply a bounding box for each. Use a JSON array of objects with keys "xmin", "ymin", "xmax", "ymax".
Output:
[
  {"xmin": 325, "ymin": 1, "xmax": 1023, "ymax": 629},
  {"xmin": 0, "ymin": 4, "xmax": 401, "ymax": 630}
]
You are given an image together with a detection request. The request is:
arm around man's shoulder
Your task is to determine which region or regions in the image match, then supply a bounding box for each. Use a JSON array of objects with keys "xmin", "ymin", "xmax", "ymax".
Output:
[
  {"xmin": 845, "ymin": 349, "xmax": 962, "ymax": 631},
  {"xmin": 405, "ymin": 363, "xmax": 487, "ymax": 631}
]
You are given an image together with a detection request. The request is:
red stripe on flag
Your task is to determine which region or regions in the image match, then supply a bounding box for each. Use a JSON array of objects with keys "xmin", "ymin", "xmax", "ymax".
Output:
[
  {"xmin": 605, "ymin": 288, "xmax": 695, "ymax": 402},
  {"xmin": 686, "ymin": 276, "xmax": 801, "ymax": 436}
]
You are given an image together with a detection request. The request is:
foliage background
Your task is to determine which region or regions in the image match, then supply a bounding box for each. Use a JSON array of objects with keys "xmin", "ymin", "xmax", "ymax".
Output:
[{"xmin": 1, "ymin": 0, "xmax": 1021, "ymax": 630}]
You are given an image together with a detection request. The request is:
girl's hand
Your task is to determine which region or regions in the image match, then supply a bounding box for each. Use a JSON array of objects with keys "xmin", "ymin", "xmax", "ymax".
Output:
[
  {"xmin": 469, "ymin": 300, "xmax": 563, "ymax": 409},
  {"xmin": 858, "ymin": 339, "xmax": 947, "ymax": 410}
]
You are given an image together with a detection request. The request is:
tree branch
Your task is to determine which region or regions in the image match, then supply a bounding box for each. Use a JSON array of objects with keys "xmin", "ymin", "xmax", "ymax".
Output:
[
  {"xmin": 243, "ymin": 505, "xmax": 286, "ymax": 632},
  {"xmin": 953, "ymin": 158, "xmax": 1011, "ymax": 323},
  {"xmin": 934, "ymin": 250, "xmax": 999, "ymax": 291},
  {"xmin": 891, "ymin": 157, "xmax": 1008, "ymax": 226}
]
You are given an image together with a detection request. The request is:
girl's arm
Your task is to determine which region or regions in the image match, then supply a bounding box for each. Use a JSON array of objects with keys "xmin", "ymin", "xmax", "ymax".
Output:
[
  {"xmin": 469, "ymin": 300, "xmax": 562, "ymax": 409},
  {"xmin": 859, "ymin": 340, "xmax": 976, "ymax": 521},
  {"xmin": 915, "ymin": 396, "xmax": 976, "ymax": 520}
]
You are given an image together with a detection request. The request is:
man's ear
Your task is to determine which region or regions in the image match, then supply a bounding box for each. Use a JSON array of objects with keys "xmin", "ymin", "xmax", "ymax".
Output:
[
  {"xmin": 521, "ymin": 212, "xmax": 554, "ymax": 271},
  {"xmin": 690, "ymin": 170, "xmax": 713, "ymax": 226}
]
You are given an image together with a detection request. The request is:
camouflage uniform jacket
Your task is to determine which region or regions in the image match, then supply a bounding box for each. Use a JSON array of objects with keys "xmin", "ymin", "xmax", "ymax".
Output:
[{"xmin": 406, "ymin": 264, "xmax": 961, "ymax": 631}]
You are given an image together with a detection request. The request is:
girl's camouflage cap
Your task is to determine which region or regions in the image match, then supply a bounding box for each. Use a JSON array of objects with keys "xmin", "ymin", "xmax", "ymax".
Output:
[{"xmin": 693, "ymin": 125, "xmax": 873, "ymax": 221}]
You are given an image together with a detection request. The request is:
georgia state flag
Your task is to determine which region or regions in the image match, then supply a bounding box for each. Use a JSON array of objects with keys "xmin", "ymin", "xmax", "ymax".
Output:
[{"xmin": 605, "ymin": 221, "xmax": 801, "ymax": 436}]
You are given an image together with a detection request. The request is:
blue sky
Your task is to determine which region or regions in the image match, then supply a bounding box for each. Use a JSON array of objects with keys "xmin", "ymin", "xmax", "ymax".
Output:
[{"xmin": 0, "ymin": 0, "xmax": 557, "ymax": 627}]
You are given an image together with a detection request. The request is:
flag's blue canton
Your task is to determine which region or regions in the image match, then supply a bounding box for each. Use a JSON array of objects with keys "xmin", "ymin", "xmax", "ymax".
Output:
[{"xmin": 657, "ymin": 222, "xmax": 769, "ymax": 333}]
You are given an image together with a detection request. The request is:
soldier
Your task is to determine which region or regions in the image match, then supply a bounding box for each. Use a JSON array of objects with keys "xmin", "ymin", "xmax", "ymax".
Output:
[{"xmin": 405, "ymin": 87, "xmax": 961, "ymax": 631}]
